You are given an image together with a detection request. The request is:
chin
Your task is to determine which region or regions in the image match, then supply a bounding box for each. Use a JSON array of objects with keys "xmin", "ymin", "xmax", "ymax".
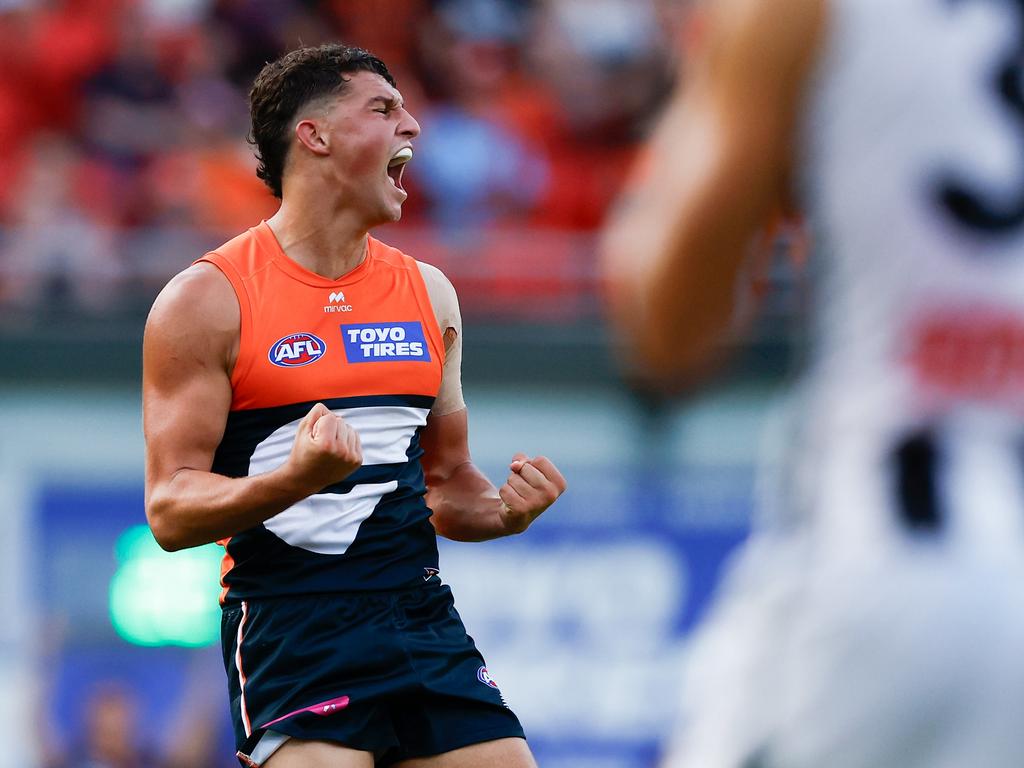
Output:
[{"xmin": 363, "ymin": 206, "xmax": 403, "ymax": 231}]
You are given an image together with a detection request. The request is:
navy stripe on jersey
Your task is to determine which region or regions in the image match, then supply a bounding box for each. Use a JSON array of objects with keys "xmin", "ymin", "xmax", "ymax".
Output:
[{"xmin": 213, "ymin": 394, "xmax": 439, "ymax": 600}]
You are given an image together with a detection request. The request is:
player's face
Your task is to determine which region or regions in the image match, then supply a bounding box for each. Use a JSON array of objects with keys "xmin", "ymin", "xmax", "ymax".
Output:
[{"xmin": 320, "ymin": 71, "xmax": 420, "ymax": 227}]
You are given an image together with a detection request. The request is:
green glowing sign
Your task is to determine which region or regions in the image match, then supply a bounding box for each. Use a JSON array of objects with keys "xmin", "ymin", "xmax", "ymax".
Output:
[{"xmin": 108, "ymin": 525, "xmax": 222, "ymax": 647}]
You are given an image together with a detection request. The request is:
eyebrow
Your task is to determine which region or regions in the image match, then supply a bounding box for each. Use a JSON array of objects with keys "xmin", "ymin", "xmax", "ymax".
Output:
[{"xmin": 366, "ymin": 95, "xmax": 403, "ymax": 110}]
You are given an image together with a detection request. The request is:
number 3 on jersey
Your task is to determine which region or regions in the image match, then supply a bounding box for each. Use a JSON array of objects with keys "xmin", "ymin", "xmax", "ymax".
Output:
[{"xmin": 937, "ymin": 0, "xmax": 1024, "ymax": 235}]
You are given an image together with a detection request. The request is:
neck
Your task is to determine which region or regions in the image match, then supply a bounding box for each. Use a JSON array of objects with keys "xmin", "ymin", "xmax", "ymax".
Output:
[{"xmin": 266, "ymin": 189, "xmax": 370, "ymax": 280}]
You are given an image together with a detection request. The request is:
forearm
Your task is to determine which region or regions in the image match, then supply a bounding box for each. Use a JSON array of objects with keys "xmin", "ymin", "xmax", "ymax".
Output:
[
  {"xmin": 425, "ymin": 461, "xmax": 511, "ymax": 542},
  {"xmin": 146, "ymin": 465, "xmax": 308, "ymax": 551}
]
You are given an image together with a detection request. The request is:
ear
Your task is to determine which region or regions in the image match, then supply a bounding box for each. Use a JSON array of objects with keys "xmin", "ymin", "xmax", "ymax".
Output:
[{"xmin": 295, "ymin": 119, "xmax": 330, "ymax": 157}]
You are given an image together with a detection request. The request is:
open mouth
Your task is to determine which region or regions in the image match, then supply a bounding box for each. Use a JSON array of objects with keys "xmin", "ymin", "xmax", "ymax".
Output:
[{"xmin": 387, "ymin": 147, "xmax": 413, "ymax": 192}]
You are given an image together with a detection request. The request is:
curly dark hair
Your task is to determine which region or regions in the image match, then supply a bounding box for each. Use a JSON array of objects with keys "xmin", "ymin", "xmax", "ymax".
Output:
[{"xmin": 248, "ymin": 44, "xmax": 396, "ymax": 198}]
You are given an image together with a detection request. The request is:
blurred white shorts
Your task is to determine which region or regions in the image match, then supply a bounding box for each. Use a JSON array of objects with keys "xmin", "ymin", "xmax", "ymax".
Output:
[{"xmin": 662, "ymin": 532, "xmax": 1024, "ymax": 768}]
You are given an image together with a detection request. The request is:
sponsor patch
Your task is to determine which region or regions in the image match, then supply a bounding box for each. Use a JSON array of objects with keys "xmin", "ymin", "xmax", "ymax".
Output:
[
  {"xmin": 324, "ymin": 290, "xmax": 353, "ymax": 314},
  {"xmin": 268, "ymin": 332, "xmax": 327, "ymax": 368},
  {"xmin": 908, "ymin": 307, "xmax": 1024, "ymax": 401},
  {"xmin": 341, "ymin": 322, "xmax": 431, "ymax": 363}
]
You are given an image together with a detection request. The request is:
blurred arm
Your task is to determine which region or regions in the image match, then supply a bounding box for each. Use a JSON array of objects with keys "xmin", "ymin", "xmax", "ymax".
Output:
[
  {"xmin": 601, "ymin": 0, "xmax": 825, "ymax": 384},
  {"xmin": 143, "ymin": 264, "xmax": 317, "ymax": 550}
]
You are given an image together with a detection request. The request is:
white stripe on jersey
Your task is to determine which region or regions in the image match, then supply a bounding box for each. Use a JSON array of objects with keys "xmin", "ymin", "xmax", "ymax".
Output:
[
  {"xmin": 262, "ymin": 481, "xmax": 400, "ymax": 555},
  {"xmin": 249, "ymin": 405, "xmax": 430, "ymax": 470},
  {"xmin": 236, "ymin": 600, "xmax": 252, "ymax": 737},
  {"xmin": 248, "ymin": 405, "xmax": 428, "ymax": 555}
]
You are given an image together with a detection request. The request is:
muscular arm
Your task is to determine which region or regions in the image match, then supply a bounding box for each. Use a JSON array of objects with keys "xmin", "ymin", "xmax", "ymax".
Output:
[
  {"xmin": 601, "ymin": 0, "xmax": 825, "ymax": 383},
  {"xmin": 420, "ymin": 409, "xmax": 565, "ymax": 541},
  {"xmin": 416, "ymin": 263, "xmax": 566, "ymax": 541},
  {"xmin": 143, "ymin": 263, "xmax": 360, "ymax": 551}
]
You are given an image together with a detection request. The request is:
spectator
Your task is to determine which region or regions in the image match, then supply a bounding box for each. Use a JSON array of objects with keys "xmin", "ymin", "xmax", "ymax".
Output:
[
  {"xmin": 0, "ymin": 134, "xmax": 121, "ymax": 313},
  {"xmin": 60, "ymin": 684, "xmax": 149, "ymax": 768},
  {"xmin": 411, "ymin": 0, "xmax": 550, "ymax": 229}
]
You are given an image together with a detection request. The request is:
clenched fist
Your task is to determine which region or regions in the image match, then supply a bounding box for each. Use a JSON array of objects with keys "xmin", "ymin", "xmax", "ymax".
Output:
[
  {"xmin": 498, "ymin": 453, "xmax": 567, "ymax": 535},
  {"xmin": 285, "ymin": 402, "xmax": 363, "ymax": 494}
]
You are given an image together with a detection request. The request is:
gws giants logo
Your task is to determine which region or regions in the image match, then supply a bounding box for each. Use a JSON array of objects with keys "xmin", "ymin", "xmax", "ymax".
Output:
[
  {"xmin": 268, "ymin": 332, "xmax": 327, "ymax": 367},
  {"xmin": 477, "ymin": 666, "xmax": 500, "ymax": 689},
  {"xmin": 477, "ymin": 665, "xmax": 509, "ymax": 707}
]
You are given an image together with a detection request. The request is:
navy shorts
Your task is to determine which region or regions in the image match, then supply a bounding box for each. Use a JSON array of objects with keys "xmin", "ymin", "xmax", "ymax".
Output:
[{"xmin": 221, "ymin": 583, "xmax": 525, "ymax": 766}]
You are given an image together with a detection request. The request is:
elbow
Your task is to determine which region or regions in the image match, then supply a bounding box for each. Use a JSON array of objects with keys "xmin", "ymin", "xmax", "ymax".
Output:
[
  {"xmin": 602, "ymin": 227, "xmax": 737, "ymax": 391},
  {"xmin": 427, "ymin": 514, "xmax": 452, "ymax": 541},
  {"xmin": 604, "ymin": 283, "xmax": 704, "ymax": 389},
  {"xmin": 145, "ymin": 495, "xmax": 189, "ymax": 552},
  {"xmin": 425, "ymin": 502, "xmax": 456, "ymax": 541},
  {"xmin": 426, "ymin": 505, "xmax": 473, "ymax": 543},
  {"xmin": 642, "ymin": 332, "xmax": 723, "ymax": 388},
  {"xmin": 612, "ymin": 314, "xmax": 727, "ymax": 396}
]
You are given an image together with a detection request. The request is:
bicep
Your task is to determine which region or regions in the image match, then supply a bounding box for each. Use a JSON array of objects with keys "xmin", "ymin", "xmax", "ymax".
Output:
[{"xmin": 143, "ymin": 266, "xmax": 238, "ymax": 496}]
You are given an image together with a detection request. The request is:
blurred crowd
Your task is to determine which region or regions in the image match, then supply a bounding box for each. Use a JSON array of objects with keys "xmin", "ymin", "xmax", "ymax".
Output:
[
  {"xmin": 0, "ymin": 0, "xmax": 686, "ymax": 318},
  {"xmin": 39, "ymin": 652, "xmax": 237, "ymax": 768}
]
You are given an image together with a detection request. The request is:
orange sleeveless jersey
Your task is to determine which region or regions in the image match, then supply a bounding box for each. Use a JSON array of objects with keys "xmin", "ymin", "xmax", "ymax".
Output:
[{"xmin": 197, "ymin": 222, "xmax": 446, "ymax": 602}]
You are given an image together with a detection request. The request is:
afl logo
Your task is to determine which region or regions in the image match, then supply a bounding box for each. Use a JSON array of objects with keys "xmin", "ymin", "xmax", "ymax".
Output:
[
  {"xmin": 477, "ymin": 666, "xmax": 499, "ymax": 689},
  {"xmin": 269, "ymin": 333, "xmax": 327, "ymax": 367}
]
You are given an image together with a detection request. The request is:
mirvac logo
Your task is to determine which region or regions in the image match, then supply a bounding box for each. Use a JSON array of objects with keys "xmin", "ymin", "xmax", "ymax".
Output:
[
  {"xmin": 341, "ymin": 322, "xmax": 431, "ymax": 363},
  {"xmin": 268, "ymin": 332, "xmax": 327, "ymax": 367}
]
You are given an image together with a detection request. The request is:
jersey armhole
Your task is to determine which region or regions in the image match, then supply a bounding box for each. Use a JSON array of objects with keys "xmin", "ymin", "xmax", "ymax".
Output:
[{"xmin": 194, "ymin": 252, "xmax": 257, "ymax": 396}]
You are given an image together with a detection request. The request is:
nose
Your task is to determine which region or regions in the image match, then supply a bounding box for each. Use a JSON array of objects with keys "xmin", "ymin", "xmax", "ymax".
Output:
[{"xmin": 399, "ymin": 109, "xmax": 421, "ymax": 140}]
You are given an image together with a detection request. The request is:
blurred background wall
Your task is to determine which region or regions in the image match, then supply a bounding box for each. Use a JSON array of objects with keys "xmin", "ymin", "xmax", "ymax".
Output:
[{"xmin": 0, "ymin": 1, "xmax": 807, "ymax": 766}]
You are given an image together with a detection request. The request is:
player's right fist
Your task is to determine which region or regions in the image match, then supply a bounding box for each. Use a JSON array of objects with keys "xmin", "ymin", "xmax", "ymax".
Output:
[{"xmin": 285, "ymin": 402, "xmax": 363, "ymax": 493}]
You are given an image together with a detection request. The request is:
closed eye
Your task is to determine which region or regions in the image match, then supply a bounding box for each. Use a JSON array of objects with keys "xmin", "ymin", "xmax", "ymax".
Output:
[{"xmin": 369, "ymin": 96, "xmax": 402, "ymax": 116}]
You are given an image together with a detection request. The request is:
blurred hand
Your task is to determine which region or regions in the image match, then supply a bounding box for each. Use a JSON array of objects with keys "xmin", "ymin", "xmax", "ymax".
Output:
[
  {"xmin": 498, "ymin": 453, "xmax": 567, "ymax": 534},
  {"xmin": 285, "ymin": 403, "xmax": 363, "ymax": 493}
]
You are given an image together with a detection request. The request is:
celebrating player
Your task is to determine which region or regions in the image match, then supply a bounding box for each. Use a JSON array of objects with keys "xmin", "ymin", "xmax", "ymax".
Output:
[
  {"xmin": 143, "ymin": 44, "xmax": 565, "ymax": 768},
  {"xmin": 604, "ymin": 0, "xmax": 1024, "ymax": 765}
]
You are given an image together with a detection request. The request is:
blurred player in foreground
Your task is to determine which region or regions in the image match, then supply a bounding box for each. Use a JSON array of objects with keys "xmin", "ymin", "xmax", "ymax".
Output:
[
  {"xmin": 143, "ymin": 44, "xmax": 565, "ymax": 768},
  {"xmin": 604, "ymin": 0, "xmax": 1024, "ymax": 765}
]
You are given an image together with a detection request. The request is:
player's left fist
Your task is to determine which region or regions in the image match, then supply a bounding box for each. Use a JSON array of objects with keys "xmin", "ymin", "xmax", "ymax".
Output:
[{"xmin": 498, "ymin": 453, "xmax": 567, "ymax": 535}]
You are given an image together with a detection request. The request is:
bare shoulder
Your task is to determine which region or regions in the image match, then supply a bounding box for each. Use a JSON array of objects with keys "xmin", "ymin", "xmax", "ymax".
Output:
[
  {"xmin": 416, "ymin": 260, "xmax": 457, "ymax": 301},
  {"xmin": 415, "ymin": 260, "xmax": 460, "ymax": 327},
  {"xmin": 148, "ymin": 263, "xmax": 237, "ymax": 332},
  {"xmin": 144, "ymin": 262, "xmax": 239, "ymax": 372}
]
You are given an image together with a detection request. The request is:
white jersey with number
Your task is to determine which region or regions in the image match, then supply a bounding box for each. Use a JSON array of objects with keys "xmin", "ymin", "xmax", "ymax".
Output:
[
  {"xmin": 790, "ymin": 0, "xmax": 1024, "ymax": 557},
  {"xmin": 667, "ymin": 2, "xmax": 1024, "ymax": 766}
]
